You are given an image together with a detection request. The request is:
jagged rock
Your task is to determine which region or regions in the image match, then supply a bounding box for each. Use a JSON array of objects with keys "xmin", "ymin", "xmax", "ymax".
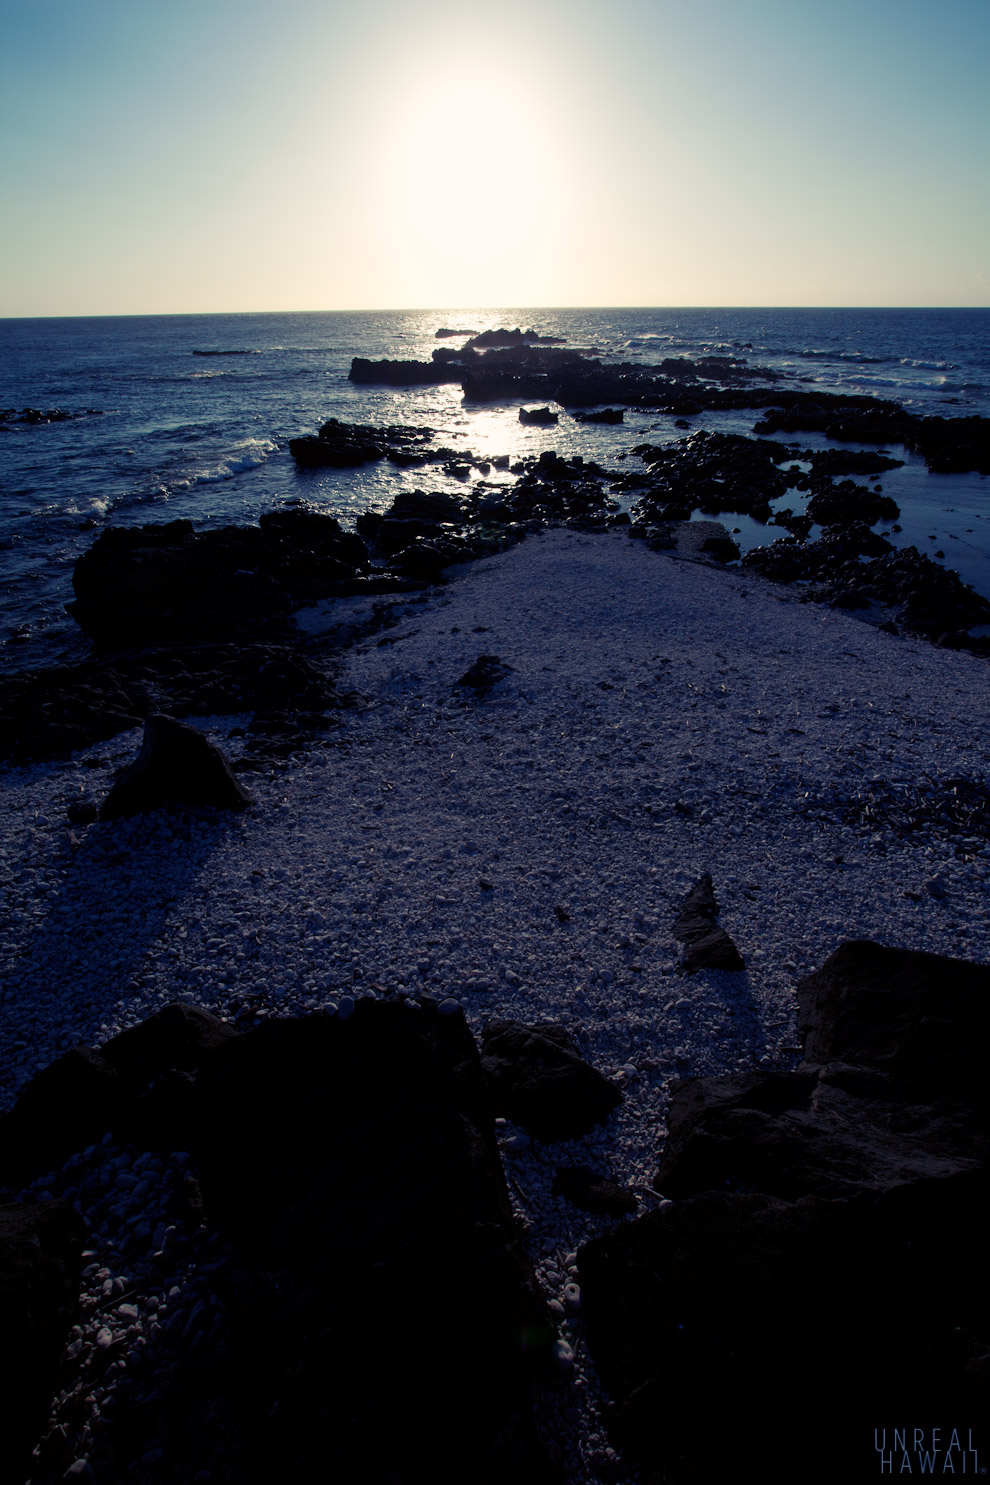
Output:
[
  {"xmin": 454, "ymin": 654, "xmax": 514, "ymax": 691},
  {"xmin": 698, "ymin": 533, "xmax": 740, "ymax": 562},
  {"xmin": 99, "ymin": 714, "xmax": 252, "ymax": 820},
  {"xmin": 0, "ymin": 1202, "xmax": 87, "ymax": 1484},
  {"xmin": 796, "ymin": 939, "xmax": 990, "ymax": 1103},
  {"xmin": 0, "ymin": 1004, "xmax": 238, "ymax": 1184},
  {"xmin": 189, "ymin": 1003, "xmax": 553, "ymax": 1484},
  {"xmin": 573, "ymin": 408, "xmax": 624, "ymax": 423},
  {"xmin": 580, "ymin": 937, "xmax": 990, "ymax": 1483},
  {"xmin": 579, "ymin": 1181, "xmax": 987, "ymax": 1485},
  {"xmin": 480, "ymin": 1021, "xmax": 621, "ymax": 1139},
  {"xmin": 519, "ymin": 406, "xmax": 559, "ymax": 425},
  {"xmin": 672, "ymin": 874, "xmax": 744, "ymax": 972},
  {"xmin": 70, "ymin": 510, "xmax": 370, "ymax": 645},
  {"xmin": 102, "ymin": 1003, "xmax": 236, "ymax": 1080},
  {"xmin": 653, "ymin": 1063, "xmax": 986, "ymax": 1202},
  {"xmin": 553, "ymin": 1166, "xmax": 638, "ymax": 1215},
  {"xmin": 0, "ymin": 1046, "xmax": 126, "ymax": 1186}
]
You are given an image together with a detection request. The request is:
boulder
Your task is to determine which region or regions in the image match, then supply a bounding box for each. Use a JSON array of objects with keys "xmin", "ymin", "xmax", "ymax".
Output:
[
  {"xmin": 579, "ymin": 1182, "xmax": 988, "ymax": 1484},
  {"xmin": 519, "ymin": 406, "xmax": 558, "ymax": 425},
  {"xmin": 579, "ymin": 938, "xmax": 990, "ymax": 1482},
  {"xmin": 189, "ymin": 1003, "xmax": 554, "ymax": 1484},
  {"xmin": 99, "ymin": 714, "xmax": 252, "ymax": 820},
  {"xmin": 654, "ymin": 1063, "xmax": 986, "ymax": 1202},
  {"xmin": 796, "ymin": 939, "xmax": 990, "ymax": 1103},
  {"xmin": 480, "ymin": 1021, "xmax": 621, "ymax": 1140},
  {"xmin": 0, "ymin": 1202, "xmax": 87, "ymax": 1484}
]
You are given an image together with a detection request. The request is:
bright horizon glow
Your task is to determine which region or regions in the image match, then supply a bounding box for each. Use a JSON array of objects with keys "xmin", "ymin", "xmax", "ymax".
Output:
[{"xmin": 1, "ymin": 0, "xmax": 987, "ymax": 316}]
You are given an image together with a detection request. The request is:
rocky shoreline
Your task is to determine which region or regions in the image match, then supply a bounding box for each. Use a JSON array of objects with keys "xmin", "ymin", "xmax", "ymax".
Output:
[{"xmin": 2, "ymin": 333, "xmax": 989, "ymax": 1481}]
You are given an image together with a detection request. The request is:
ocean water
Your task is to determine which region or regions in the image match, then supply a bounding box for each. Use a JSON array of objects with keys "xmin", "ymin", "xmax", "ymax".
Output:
[{"xmin": 2, "ymin": 307, "xmax": 989, "ymax": 672}]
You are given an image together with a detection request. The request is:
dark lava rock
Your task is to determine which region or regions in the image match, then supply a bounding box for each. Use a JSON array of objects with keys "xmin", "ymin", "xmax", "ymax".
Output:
[
  {"xmin": 465, "ymin": 328, "xmax": 565, "ymax": 350},
  {"xmin": 455, "ymin": 653, "xmax": 514, "ymax": 692},
  {"xmin": 348, "ymin": 357, "xmax": 463, "ymax": 386},
  {"xmin": 579, "ymin": 1182, "xmax": 987, "ymax": 1484},
  {"xmin": 553, "ymin": 1166, "xmax": 638, "ymax": 1216},
  {"xmin": 99, "ymin": 713, "xmax": 252, "ymax": 820},
  {"xmin": 633, "ymin": 431, "xmax": 791, "ymax": 522},
  {"xmin": 672, "ymin": 874, "xmax": 744, "ymax": 972},
  {"xmin": 579, "ymin": 937, "xmax": 990, "ymax": 1483},
  {"xmin": 70, "ymin": 509, "xmax": 370, "ymax": 646},
  {"xmin": 435, "ymin": 326, "xmax": 479, "ymax": 338},
  {"xmin": 573, "ymin": 407, "xmax": 624, "ymax": 423},
  {"xmin": 0, "ymin": 1202, "xmax": 87, "ymax": 1484},
  {"xmin": 190, "ymin": 1003, "xmax": 553, "ymax": 1484},
  {"xmin": 519, "ymin": 406, "xmax": 559, "ymax": 425},
  {"xmin": 0, "ymin": 640, "xmax": 348, "ymax": 764},
  {"xmin": 805, "ymin": 479, "xmax": 900, "ymax": 527},
  {"xmin": 0, "ymin": 1004, "xmax": 237, "ymax": 1184},
  {"xmin": 480, "ymin": 1021, "xmax": 621, "ymax": 1140},
  {"xmin": 102, "ymin": 1002, "xmax": 236, "ymax": 1082},
  {"xmin": 742, "ymin": 537, "xmax": 990, "ymax": 643},
  {"xmin": 654, "ymin": 1062, "xmax": 986, "ymax": 1203},
  {"xmin": 796, "ymin": 939, "xmax": 990, "ymax": 1103},
  {"xmin": 0, "ymin": 1045, "xmax": 126, "ymax": 1186}
]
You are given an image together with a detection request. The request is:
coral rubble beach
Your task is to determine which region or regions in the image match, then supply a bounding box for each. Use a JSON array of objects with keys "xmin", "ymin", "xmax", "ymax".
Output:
[{"xmin": 1, "ymin": 338, "xmax": 989, "ymax": 1482}]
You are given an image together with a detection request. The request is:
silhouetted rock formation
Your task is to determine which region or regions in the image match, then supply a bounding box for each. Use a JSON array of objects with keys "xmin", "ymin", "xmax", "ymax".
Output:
[
  {"xmin": 579, "ymin": 940, "xmax": 990, "ymax": 1484},
  {"xmin": 99, "ymin": 714, "xmax": 252, "ymax": 820}
]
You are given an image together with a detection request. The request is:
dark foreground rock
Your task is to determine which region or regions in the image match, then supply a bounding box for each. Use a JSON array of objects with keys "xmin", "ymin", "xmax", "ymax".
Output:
[
  {"xmin": 190, "ymin": 1005, "xmax": 555, "ymax": 1484},
  {"xmin": 579, "ymin": 940, "xmax": 990, "ymax": 1483},
  {"xmin": 0, "ymin": 1202, "xmax": 88, "ymax": 1483},
  {"xmin": 0, "ymin": 1002, "xmax": 556, "ymax": 1484},
  {"xmin": 480, "ymin": 1022, "xmax": 621, "ymax": 1140}
]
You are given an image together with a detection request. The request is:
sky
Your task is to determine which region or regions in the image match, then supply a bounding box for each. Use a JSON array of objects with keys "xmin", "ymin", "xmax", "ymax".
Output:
[{"xmin": 1, "ymin": 0, "xmax": 987, "ymax": 315}]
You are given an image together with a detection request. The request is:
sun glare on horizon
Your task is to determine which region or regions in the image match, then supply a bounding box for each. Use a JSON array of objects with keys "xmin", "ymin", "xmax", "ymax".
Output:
[{"xmin": 368, "ymin": 72, "xmax": 567, "ymax": 308}]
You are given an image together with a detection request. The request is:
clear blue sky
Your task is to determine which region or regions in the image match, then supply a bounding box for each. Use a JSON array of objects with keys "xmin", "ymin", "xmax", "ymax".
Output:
[{"xmin": 1, "ymin": 0, "xmax": 987, "ymax": 314}]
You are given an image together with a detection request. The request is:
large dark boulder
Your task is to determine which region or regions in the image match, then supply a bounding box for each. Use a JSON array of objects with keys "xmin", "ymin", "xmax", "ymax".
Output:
[
  {"xmin": 796, "ymin": 939, "xmax": 990, "ymax": 1102},
  {"xmin": 480, "ymin": 1021, "xmax": 621, "ymax": 1140},
  {"xmin": 654, "ymin": 1063, "xmax": 986, "ymax": 1202},
  {"xmin": 99, "ymin": 713, "xmax": 252, "ymax": 820},
  {"xmin": 0, "ymin": 1202, "xmax": 87, "ymax": 1484},
  {"xmin": 579, "ymin": 1181, "xmax": 988, "ymax": 1484},
  {"xmin": 189, "ymin": 1003, "xmax": 554, "ymax": 1484},
  {"xmin": 580, "ymin": 939, "xmax": 990, "ymax": 1482},
  {"xmin": 70, "ymin": 510, "xmax": 370, "ymax": 646}
]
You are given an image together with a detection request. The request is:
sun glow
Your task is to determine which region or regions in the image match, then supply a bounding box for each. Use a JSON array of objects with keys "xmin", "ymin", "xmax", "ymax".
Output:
[{"xmin": 369, "ymin": 74, "xmax": 565, "ymax": 306}]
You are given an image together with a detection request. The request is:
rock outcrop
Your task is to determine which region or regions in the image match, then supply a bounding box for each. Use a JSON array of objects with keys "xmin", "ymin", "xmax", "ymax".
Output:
[
  {"xmin": 480, "ymin": 1021, "xmax": 621, "ymax": 1140},
  {"xmin": 578, "ymin": 940, "xmax": 990, "ymax": 1484},
  {"xmin": 99, "ymin": 714, "xmax": 253, "ymax": 820}
]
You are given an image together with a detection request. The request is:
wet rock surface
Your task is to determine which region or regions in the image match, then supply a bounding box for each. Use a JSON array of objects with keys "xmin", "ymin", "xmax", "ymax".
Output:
[
  {"xmin": 579, "ymin": 939, "xmax": 990, "ymax": 1483},
  {"xmin": 0, "ymin": 640, "xmax": 350, "ymax": 763}
]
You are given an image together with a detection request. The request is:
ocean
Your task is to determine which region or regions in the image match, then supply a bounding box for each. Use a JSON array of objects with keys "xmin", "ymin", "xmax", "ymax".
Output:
[{"xmin": 2, "ymin": 306, "xmax": 989, "ymax": 673}]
